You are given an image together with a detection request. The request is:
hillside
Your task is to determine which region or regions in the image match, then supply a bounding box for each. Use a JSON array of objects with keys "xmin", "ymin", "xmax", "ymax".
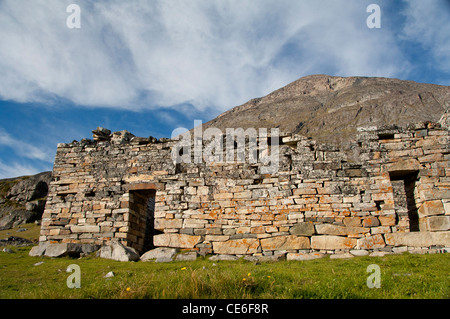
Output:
[
  {"xmin": 0, "ymin": 172, "xmax": 51, "ymax": 230},
  {"xmin": 202, "ymin": 74, "xmax": 450, "ymax": 146}
]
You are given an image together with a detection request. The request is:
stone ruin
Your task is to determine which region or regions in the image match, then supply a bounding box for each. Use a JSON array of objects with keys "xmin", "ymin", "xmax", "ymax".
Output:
[{"xmin": 30, "ymin": 119, "xmax": 450, "ymax": 261}]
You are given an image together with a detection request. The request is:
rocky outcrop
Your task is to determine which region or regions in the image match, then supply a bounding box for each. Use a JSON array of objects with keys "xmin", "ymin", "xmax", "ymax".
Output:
[
  {"xmin": 0, "ymin": 236, "xmax": 34, "ymax": 247},
  {"xmin": 140, "ymin": 247, "xmax": 178, "ymax": 262},
  {"xmin": 5, "ymin": 172, "xmax": 51, "ymax": 203},
  {"xmin": 97, "ymin": 240, "xmax": 140, "ymax": 262},
  {"xmin": 440, "ymin": 110, "xmax": 450, "ymax": 128},
  {"xmin": 0, "ymin": 172, "xmax": 51, "ymax": 230},
  {"xmin": 28, "ymin": 241, "xmax": 101, "ymax": 257}
]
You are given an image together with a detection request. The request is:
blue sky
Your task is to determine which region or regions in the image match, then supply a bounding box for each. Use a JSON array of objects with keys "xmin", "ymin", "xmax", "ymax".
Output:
[{"xmin": 0, "ymin": 0, "xmax": 449, "ymax": 178}]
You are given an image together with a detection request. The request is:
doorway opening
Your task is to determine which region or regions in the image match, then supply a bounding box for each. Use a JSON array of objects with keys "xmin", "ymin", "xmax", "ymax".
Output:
[
  {"xmin": 389, "ymin": 170, "xmax": 420, "ymax": 232},
  {"xmin": 128, "ymin": 189, "xmax": 159, "ymax": 253}
]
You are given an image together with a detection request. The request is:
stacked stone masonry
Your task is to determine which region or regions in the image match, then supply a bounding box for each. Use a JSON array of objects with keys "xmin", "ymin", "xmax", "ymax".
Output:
[{"xmin": 40, "ymin": 122, "xmax": 450, "ymax": 258}]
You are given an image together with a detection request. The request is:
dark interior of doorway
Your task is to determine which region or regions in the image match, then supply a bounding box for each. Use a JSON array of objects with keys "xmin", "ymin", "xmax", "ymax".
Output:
[
  {"xmin": 389, "ymin": 170, "xmax": 420, "ymax": 232},
  {"xmin": 129, "ymin": 189, "xmax": 162, "ymax": 253}
]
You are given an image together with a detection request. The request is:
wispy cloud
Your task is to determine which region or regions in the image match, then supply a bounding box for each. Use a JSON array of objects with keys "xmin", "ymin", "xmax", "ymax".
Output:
[
  {"xmin": 401, "ymin": 0, "xmax": 450, "ymax": 77},
  {"xmin": 0, "ymin": 129, "xmax": 52, "ymax": 162},
  {"xmin": 0, "ymin": 160, "xmax": 42, "ymax": 179},
  {"xmin": 0, "ymin": 0, "xmax": 415, "ymax": 112}
]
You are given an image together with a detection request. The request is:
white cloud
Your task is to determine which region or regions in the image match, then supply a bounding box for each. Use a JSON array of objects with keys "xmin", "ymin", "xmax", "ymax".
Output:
[
  {"xmin": 0, "ymin": 129, "xmax": 53, "ymax": 162},
  {"xmin": 0, "ymin": 0, "xmax": 412, "ymax": 112},
  {"xmin": 401, "ymin": 0, "xmax": 450, "ymax": 74},
  {"xmin": 0, "ymin": 160, "xmax": 41, "ymax": 179}
]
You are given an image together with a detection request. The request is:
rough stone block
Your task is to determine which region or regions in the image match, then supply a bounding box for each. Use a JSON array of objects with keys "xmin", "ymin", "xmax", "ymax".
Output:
[
  {"xmin": 418, "ymin": 200, "xmax": 444, "ymax": 217},
  {"xmin": 214, "ymin": 193, "xmax": 233, "ymax": 200},
  {"xmin": 286, "ymin": 252, "xmax": 325, "ymax": 261},
  {"xmin": 384, "ymin": 232, "xmax": 450, "ymax": 247},
  {"xmin": 289, "ymin": 222, "xmax": 315, "ymax": 236},
  {"xmin": 98, "ymin": 240, "xmax": 139, "ymax": 262},
  {"xmin": 260, "ymin": 235, "xmax": 310, "ymax": 251},
  {"xmin": 357, "ymin": 234, "xmax": 385, "ymax": 249},
  {"xmin": 212, "ymin": 238, "xmax": 260, "ymax": 255},
  {"xmin": 315, "ymin": 224, "xmax": 369, "ymax": 236},
  {"xmin": 183, "ymin": 219, "xmax": 207, "ymax": 228},
  {"xmin": 293, "ymin": 187, "xmax": 317, "ymax": 195},
  {"xmin": 420, "ymin": 189, "xmax": 450, "ymax": 201},
  {"xmin": 384, "ymin": 159, "xmax": 420, "ymax": 173},
  {"xmin": 343, "ymin": 217, "xmax": 361, "ymax": 227},
  {"xmin": 70, "ymin": 225, "xmax": 100, "ymax": 233},
  {"xmin": 205, "ymin": 235, "xmax": 230, "ymax": 242},
  {"xmin": 209, "ymin": 254, "xmax": 239, "ymax": 261},
  {"xmin": 29, "ymin": 242, "xmax": 50, "ymax": 257},
  {"xmin": 175, "ymin": 251, "xmax": 199, "ymax": 261},
  {"xmin": 371, "ymin": 192, "xmax": 393, "ymax": 202},
  {"xmin": 350, "ymin": 249, "xmax": 369, "ymax": 256},
  {"xmin": 311, "ymin": 236, "xmax": 357, "ymax": 250},
  {"xmin": 44, "ymin": 243, "xmax": 82, "ymax": 257},
  {"xmin": 427, "ymin": 216, "xmax": 450, "ymax": 231},
  {"xmin": 444, "ymin": 201, "xmax": 450, "ymax": 215},
  {"xmin": 154, "ymin": 218, "xmax": 183, "ymax": 230},
  {"xmin": 362, "ymin": 216, "xmax": 380, "ymax": 227},
  {"xmin": 154, "ymin": 234, "xmax": 201, "ymax": 249},
  {"xmin": 378, "ymin": 215, "xmax": 396, "ymax": 226},
  {"xmin": 330, "ymin": 252, "xmax": 354, "ymax": 259},
  {"xmin": 370, "ymin": 226, "xmax": 391, "ymax": 234},
  {"xmin": 140, "ymin": 247, "xmax": 178, "ymax": 262}
]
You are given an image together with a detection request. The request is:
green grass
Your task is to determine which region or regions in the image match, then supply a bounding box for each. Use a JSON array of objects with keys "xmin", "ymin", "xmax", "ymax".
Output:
[
  {"xmin": 0, "ymin": 223, "xmax": 41, "ymax": 242},
  {"xmin": 0, "ymin": 246, "xmax": 448, "ymax": 299}
]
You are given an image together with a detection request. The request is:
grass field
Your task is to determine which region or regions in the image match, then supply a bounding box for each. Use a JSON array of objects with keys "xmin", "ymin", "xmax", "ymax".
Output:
[
  {"xmin": 0, "ymin": 223, "xmax": 41, "ymax": 242},
  {"xmin": 0, "ymin": 245, "xmax": 448, "ymax": 299}
]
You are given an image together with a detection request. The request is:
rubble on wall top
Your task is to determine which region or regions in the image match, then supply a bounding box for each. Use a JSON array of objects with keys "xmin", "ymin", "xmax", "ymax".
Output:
[
  {"xmin": 56, "ymin": 120, "xmax": 448, "ymax": 149},
  {"xmin": 57, "ymin": 127, "xmax": 171, "ymax": 148}
]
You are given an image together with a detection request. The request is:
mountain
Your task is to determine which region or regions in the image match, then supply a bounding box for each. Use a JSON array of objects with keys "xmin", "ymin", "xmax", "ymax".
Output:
[{"xmin": 202, "ymin": 74, "xmax": 450, "ymax": 146}]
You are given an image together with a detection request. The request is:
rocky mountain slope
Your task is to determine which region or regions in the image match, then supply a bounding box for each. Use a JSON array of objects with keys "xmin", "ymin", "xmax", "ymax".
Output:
[
  {"xmin": 0, "ymin": 172, "xmax": 51, "ymax": 230},
  {"xmin": 203, "ymin": 74, "xmax": 450, "ymax": 146}
]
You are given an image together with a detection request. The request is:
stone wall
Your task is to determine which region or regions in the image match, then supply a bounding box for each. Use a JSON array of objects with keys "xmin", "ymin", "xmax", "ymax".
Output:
[{"xmin": 39, "ymin": 122, "xmax": 450, "ymax": 259}]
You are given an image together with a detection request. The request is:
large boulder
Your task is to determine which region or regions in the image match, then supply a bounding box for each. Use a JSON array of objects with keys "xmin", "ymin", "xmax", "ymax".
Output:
[
  {"xmin": 140, "ymin": 247, "xmax": 178, "ymax": 262},
  {"xmin": 92, "ymin": 127, "xmax": 111, "ymax": 141},
  {"xmin": 44, "ymin": 243, "xmax": 83, "ymax": 257},
  {"xmin": 6, "ymin": 172, "xmax": 51, "ymax": 203},
  {"xmin": 29, "ymin": 242, "xmax": 50, "ymax": 257},
  {"xmin": 97, "ymin": 240, "xmax": 140, "ymax": 262},
  {"xmin": 0, "ymin": 210, "xmax": 33, "ymax": 230},
  {"xmin": 29, "ymin": 242, "xmax": 101, "ymax": 257},
  {"xmin": 0, "ymin": 236, "xmax": 33, "ymax": 247}
]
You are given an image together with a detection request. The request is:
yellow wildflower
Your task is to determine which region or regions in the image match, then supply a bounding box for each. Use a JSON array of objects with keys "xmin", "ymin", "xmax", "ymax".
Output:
[{"xmin": 181, "ymin": 267, "xmax": 187, "ymax": 270}]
